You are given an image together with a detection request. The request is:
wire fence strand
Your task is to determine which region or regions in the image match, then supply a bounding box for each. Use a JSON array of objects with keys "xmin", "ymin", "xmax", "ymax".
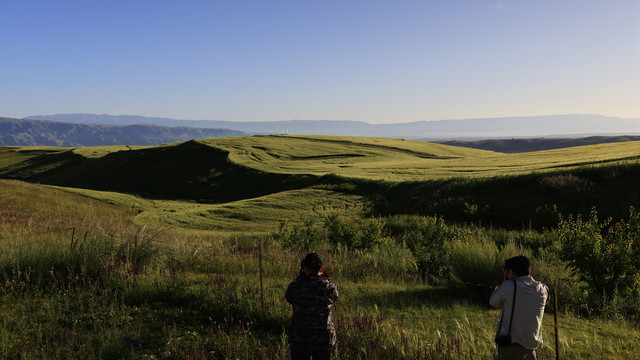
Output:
[{"xmin": 0, "ymin": 227, "xmax": 75, "ymax": 241}]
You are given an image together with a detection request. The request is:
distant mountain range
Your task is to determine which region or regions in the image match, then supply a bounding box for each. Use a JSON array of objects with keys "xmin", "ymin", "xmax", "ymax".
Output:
[
  {"xmin": 25, "ymin": 113, "xmax": 640, "ymax": 139},
  {"xmin": 2, "ymin": 113, "xmax": 639, "ymax": 149},
  {"xmin": 0, "ymin": 117, "xmax": 245, "ymax": 147}
]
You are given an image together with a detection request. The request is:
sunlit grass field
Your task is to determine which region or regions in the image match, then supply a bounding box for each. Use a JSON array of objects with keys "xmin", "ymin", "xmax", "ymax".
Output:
[
  {"xmin": 63, "ymin": 186, "xmax": 370, "ymax": 235},
  {"xmin": 2, "ymin": 136, "xmax": 639, "ymax": 182},
  {"xmin": 71, "ymin": 145, "xmax": 150, "ymax": 158},
  {"xmin": 201, "ymin": 135, "xmax": 640, "ymax": 180},
  {"xmin": 0, "ymin": 147, "xmax": 67, "ymax": 168}
]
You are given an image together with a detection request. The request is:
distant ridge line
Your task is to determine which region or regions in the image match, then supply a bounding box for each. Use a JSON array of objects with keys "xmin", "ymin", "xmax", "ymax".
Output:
[
  {"xmin": 436, "ymin": 136, "xmax": 640, "ymax": 153},
  {"xmin": 0, "ymin": 117, "xmax": 245, "ymax": 147},
  {"xmin": 24, "ymin": 113, "xmax": 640, "ymax": 140}
]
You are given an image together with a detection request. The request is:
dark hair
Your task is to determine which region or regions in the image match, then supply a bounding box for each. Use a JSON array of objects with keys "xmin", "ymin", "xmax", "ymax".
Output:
[
  {"xmin": 301, "ymin": 253, "xmax": 323, "ymax": 274},
  {"xmin": 504, "ymin": 255, "xmax": 531, "ymax": 276}
]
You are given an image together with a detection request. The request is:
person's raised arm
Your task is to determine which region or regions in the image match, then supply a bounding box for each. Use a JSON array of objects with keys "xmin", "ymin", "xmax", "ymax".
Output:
[{"xmin": 489, "ymin": 281, "xmax": 509, "ymax": 308}]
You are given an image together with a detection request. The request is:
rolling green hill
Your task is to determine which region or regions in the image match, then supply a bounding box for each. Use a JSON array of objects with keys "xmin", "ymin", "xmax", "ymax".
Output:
[
  {"xmin": 3, "ymin": 135, "xmax": 638, "ymax": 181},
  {"xmin": 0, "ymin": 140, "xmax": 319, "ymax": 202},
  {"xmin": 203, "ymin": 135, "xmax": 640, "ymax": 180},
  {"xmin": 1, "ymin": 135, "xmax": 638, "ymax": 229}
]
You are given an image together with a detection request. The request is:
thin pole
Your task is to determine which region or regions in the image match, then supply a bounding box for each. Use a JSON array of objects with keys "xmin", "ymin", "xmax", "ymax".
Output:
[
  {"xmin": 132, "ymin": 234, "xmax": 138, "ymax": 274},
  {"xmin": 554, "ymin": 284, "xmax": 560, "ymax": 360},
  {"xmin": 259, "ymin": 238, "xmax": 265, "ymax": 311}
]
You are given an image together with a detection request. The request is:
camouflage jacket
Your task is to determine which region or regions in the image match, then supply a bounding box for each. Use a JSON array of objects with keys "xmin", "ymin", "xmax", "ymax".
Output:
[{"xmin": 285, "ymin": 273, "xmax": 339, "ymax": 349}]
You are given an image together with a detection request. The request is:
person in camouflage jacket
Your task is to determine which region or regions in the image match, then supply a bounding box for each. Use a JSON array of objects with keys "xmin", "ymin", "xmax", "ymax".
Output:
[{"xmin": 286, "ymin": 253, "xmax": 339, "ymax": 360}]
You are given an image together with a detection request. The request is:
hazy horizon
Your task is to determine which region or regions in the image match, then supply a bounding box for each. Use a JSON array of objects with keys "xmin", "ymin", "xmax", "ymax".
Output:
[
  {"xmin": 17, "ymin": 113, "xmax": 640, "ymax": 141},
  {"xmin": 2, "ymin": 1, "xmax": 639, "ymax": 124},
  {"xmin": 21, "ymin": 112, "xmax": 640, "ymax": 125}
]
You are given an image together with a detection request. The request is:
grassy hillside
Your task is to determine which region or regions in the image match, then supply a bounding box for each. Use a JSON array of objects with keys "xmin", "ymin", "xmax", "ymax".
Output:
[
  {"xmin": 367, "ymin": 161, "xmax": 640, "ymax": 229},
  {"xmin": 1, "ymin": 136, "xmax": 639, "ymax": 230},
  {"xmin": 3, "ymin": 135, "xmax": 639, "ymax": 182},
  {"xmin": 0, "ymin": 140, "xmax": 321, "ymax": 202},
  {"xmin": 0, "ymin": 179, "xmax": 138, "ymax": 235},
  {"xmin": 62, "ymin": 186, "xmax": 370, "ymax": 235},
  {"xmin": 1, "ymin": 179, "xmax": 639, "ymax": 359},
  {"xmin": 201, "ymin": 135, "xmax": 640, "ymax": 180}
]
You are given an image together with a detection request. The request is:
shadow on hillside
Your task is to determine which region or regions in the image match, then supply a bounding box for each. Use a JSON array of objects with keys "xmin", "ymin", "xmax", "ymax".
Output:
[
  {"xmin": 6, "ymin": 140, "xmax": 328, "ymax": 203},
  {"xmin": 365, "ymin": 161, "xmax": 640, "ymax": 230}
]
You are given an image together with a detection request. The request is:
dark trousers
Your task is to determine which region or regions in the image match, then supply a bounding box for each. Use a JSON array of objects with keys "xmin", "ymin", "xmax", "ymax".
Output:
[
  {"xmin": 290, "ymin": 345, "xmax": 332, "ymax": 360},
  {"xmin": 497, "ymin": 345, "xmax": 537, "ymax": 360}
]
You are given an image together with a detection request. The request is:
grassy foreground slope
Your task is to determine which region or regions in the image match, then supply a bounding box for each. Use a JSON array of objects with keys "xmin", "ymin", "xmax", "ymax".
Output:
[{"xmin": 1, "ymin": 179, "xmax": 639, "ymax": 359}]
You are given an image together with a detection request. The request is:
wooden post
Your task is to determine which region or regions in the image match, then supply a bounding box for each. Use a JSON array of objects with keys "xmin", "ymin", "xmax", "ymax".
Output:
[
  {"xmin": 554, "ymin": 284, "xmax": 560, "ymax": 360},
  {"xmin": 132, "ymin": 234, "xmax": 138, "ymax": 274},
  {"xmin": 259, "ymin": 238, "xmax": 265, "ymax": 311}
]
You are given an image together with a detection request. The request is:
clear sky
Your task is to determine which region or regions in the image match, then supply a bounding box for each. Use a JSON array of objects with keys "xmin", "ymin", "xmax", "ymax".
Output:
[{"xmin": 1, "ymin": 0, "xmax": 639, "ymax": 123}]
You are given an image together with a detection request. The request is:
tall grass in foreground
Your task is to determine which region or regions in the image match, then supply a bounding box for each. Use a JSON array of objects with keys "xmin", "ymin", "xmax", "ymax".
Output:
[
  {"xmin": 1, "ymin": 180, "xmax": 640, "ymax": 359},
  {"xmin": 2, "ymin": 228, "xmax": 638, "ymax": 359}
]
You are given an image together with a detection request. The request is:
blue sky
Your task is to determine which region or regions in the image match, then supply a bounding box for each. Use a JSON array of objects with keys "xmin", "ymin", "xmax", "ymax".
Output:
[{"xmin": 1, "ymin": 0, "xmax": 638, "ymax": 123}]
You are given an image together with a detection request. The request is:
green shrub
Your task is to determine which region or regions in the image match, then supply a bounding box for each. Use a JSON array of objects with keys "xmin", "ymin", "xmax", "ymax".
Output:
[
  {"xmin": 359, "ymin": 217, "xmax": 388, "ymax": 249},
  {"xmin": 533, "ymin": 254, "xmax": 589, "ymax": 314},
  {"xmin": 448, "ymin": 238, "xmax": 501, "ymax": 288},
  {"xmin": 490, "ymin": 228, "xmax": 551, "ymax": 258},
  {"xmin": 447, "ymin": 235, "xmax": 535, "ymax": 299},
  {"xmin": 278, "ymin": 215, "xmax": 390, "ymax": 251},
  {"xmin": 386, "ymin": 215, "xmax": 455, "ymax": 282},
  {"xmin": 325, "ymin": 213, "xmax": 357, "ymax": 249},
  {"xmin": 554, "ymin": 207, "xmax": 640, "ymax": 315},
  {"xmin": 275, "ymin": 219, "xmax": 324, "ymax": 250}
]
